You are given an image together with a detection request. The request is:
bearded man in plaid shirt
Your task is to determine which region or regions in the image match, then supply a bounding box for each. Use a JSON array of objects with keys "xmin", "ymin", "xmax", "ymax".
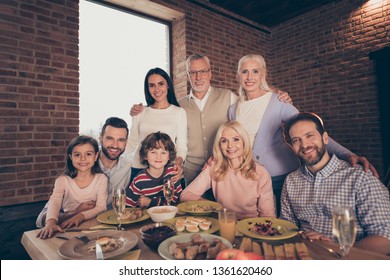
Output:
[{"xmin": 280, "ymin": 112, "xmax": 390, "ymax": 255}]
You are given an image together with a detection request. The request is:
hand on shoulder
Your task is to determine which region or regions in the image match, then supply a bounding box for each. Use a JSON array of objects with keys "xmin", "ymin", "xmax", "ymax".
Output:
[{"xmin": 130, "ymin": 103, "xmax": 144, "ymax": 117}]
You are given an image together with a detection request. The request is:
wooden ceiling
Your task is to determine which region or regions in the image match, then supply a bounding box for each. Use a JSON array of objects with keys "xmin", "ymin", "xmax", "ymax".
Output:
[{"xmin": 208, "ymin": 0, "xmax": 339, "ymax": 27}]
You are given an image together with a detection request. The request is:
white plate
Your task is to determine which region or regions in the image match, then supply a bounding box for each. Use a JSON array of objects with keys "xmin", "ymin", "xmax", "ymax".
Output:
[
  {"xmin": 58, "ymin": 230, "xmax": 138, "ymax": 260},
  {"xmin": 158, "ymin": 233, "xmax": 232, "ymax": 260}
]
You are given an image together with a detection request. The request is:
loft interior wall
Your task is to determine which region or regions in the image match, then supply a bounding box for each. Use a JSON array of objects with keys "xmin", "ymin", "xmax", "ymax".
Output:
[
  {"xmin": 271, "ymin": 0, "xmax": 390, "ymax": 177},
  {"xmin": 0, "ymin": 0, "xmax": 389, "ymax": 206}
]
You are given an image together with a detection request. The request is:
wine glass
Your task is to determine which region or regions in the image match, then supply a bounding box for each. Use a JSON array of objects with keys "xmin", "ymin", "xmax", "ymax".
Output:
[
  {"xmin": 332, "ymin": 206, "xmax": 356, "ymax": 259},
  {"xmin": 163, "ymin": 178, "xmax": 174, "ymax": 205},
  {"xmin": 112, "ymin": 188, "xmax": 126, "ymax": 230}
]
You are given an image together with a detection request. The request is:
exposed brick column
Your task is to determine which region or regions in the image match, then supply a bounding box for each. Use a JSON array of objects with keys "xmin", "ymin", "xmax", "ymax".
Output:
[{"xmin": 0, "ymin": 0, "xmax": 79, "ymax": 205}]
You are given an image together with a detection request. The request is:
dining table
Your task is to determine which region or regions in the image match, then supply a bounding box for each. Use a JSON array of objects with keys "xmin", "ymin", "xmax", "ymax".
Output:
[{"xmin": 21, "ymin": 210, "xmax": 390, "ymax": 260}]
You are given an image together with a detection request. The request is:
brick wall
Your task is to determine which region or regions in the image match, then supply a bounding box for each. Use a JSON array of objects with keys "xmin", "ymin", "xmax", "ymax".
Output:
[
  {"xmin": 0, "ymin": 0, "xmax": 79, "ymax": 206},
  {"xmin": 0, "ymin": 0, "xmax": 388, "ymax": 208},
  {"xmin": 156, "ymin": 0, "xmax": 389, "ymax": 177},
  {"xmin": 156, "ymin": 0, "xmax": 271, "ymax": 98},
  {"xmin": 271, "ymin": 0, "xmax": 390, "ymax": 177},
  {"xmin": 0, "ymin": 0, "xmax": 272, "ymax": 207}
]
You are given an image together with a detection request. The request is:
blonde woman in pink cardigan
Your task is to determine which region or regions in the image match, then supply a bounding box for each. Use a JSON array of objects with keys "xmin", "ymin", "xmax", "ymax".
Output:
[{"xmin": 181, "ymin": 121, "xmax": 275, "ymax": 220}]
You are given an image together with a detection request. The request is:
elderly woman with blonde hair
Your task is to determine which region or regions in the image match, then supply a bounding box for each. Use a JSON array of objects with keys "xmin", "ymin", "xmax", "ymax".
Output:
[
  {"xmin": 229, "ymin": 54, "xmax": 378, "ymax": 216},
  {"xmin": 180, "ymin": 120, "xmax": 276, "ymax": 220}
]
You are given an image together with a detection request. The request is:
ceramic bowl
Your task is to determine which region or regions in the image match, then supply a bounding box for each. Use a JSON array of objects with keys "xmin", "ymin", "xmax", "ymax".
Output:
[{"xmin": 147, "ymin": 205, "xmax": 178, "ymax": 222}]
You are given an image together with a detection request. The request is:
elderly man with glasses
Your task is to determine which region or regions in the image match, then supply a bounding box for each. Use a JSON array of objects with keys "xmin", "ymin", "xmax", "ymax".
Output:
[{"xmin": 130, "ymin": 54, "xmax": 291, "ymax": 195}]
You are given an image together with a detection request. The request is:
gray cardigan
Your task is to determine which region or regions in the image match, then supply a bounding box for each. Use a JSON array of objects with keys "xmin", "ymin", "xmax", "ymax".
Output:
[{"xmin": 228, "ymin": 93, "xmax": 353, "ymax": 177}]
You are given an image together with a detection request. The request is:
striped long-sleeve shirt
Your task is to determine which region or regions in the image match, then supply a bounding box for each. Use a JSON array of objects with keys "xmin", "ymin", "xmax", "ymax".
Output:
[{"xmin": 126, "ymin": 165, "xmax": 182, "ymax": 207}]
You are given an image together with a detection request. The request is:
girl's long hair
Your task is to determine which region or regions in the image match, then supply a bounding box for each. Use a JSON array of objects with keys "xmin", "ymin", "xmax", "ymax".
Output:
[
  {"xmin": 212, "ymin": 121, "xmax": 257, "ymax": 182},
  {"xmin": 64, "ymin": 135, "xmax": 102, "ymax": 178},
  {"xmin": 143, "ymin": 67, "xmax": 180, "ymax": 107}
]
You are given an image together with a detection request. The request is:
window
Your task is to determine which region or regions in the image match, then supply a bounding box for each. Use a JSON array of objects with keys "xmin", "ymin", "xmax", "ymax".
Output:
[{"xmin": 79, "ymin": 1, "xmax": 170, "ymax": 138}]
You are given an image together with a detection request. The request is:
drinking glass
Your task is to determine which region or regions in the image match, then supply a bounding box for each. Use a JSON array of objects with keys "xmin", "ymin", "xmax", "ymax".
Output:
[
  {"xmin": 218, "ymin": 208, "xmax": 236, "ymax": 245},
  {"xmin": 332, "ymin": 206, "xmax": 356, "ymax": 259},
  {"xmin": 163, "ymin": 178, "xmax": 174, "ymax": 205},
  {"xmin": 112, "ymin": 188, "xmax": 126, "ymax": 230}
]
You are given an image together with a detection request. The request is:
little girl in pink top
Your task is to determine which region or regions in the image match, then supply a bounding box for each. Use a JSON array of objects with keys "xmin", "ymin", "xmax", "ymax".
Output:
[
  {"xmin": 181, "ymin": 121, "xmax": 275, "ymax": 220},
  {"xmin": 36, "ymin": 136, "xmax": 108, "ymax": 239}
]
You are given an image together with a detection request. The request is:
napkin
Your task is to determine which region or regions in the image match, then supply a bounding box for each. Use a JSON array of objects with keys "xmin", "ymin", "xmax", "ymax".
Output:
[{"xmin": 108, "ymin": 249, "xmax": 141, "ymax": 260}]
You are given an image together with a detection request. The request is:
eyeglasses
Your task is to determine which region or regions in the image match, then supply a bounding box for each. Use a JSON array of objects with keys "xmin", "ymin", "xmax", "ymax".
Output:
[{"xmin": 188, "ymin": 69, "xmax": 210, "ymax": 76}]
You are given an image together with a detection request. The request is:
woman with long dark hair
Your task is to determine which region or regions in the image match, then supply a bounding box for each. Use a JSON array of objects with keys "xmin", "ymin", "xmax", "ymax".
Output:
[{"xmin": 126, "ymin": 68, "xmax": 187, "ymax": 185}]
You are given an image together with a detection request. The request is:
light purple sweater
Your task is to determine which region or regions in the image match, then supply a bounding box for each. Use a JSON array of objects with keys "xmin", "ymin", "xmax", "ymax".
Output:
[{"xmin": 228, "ymin": 93, "xmax": 353, "ymax": 177}]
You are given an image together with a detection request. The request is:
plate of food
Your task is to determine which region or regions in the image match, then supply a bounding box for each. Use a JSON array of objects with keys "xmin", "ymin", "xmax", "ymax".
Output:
[
  {"xmin": 97, "ymin": 208, "xmax": 149, "ymax": 225},
  {"xmin": 236, "ymin": 218, "xmax": 299, "ymax": 240},
  {"xmin": 164, "ymin": 216, "xmax": 219, "ymax": 234},
  {"xmin": 177, "ymin": 201, "xmax": 222, "ymax": 216},
  {"xmin": 58, "ymin": 230, "xmax": 138, "ymax": 260},
  {"xmin": 158, "ymin": 233, "xmax": 232, "ymax": 260}
]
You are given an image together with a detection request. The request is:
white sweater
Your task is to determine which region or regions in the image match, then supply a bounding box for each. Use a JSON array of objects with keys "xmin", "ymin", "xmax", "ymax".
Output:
[{"xmin": 126, "ymin": 105, "xmax": 187, "ymax": 168}]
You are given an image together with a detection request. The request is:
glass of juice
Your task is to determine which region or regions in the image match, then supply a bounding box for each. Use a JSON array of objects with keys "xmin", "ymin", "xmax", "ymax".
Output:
[{"xmin": 218, "ymin": 208, "xmax": 236, "ymax": 245}]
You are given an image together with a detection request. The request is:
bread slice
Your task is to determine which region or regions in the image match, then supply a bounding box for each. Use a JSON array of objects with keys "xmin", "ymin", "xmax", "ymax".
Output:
[
  {"xmin": 262, "ymin": 242, "xmax": 275, "ymax": 260},
  {"xmin": 284, "ymin": 243, "xmax": 297, "ymax": 260},
  {"xmin": 295, "ymin": 242, "xmax": 312, "ymax": 260},
  {"xmin": 273, "ymin": 245, "xmax": 286, "ymax": 260},
  {"xmin": 239, "ymin": 237, "xmax": 252, "ymax": 252},
  {"xmin": 252, "ymin": 241, "xmax": 263, "ymax": 257}
]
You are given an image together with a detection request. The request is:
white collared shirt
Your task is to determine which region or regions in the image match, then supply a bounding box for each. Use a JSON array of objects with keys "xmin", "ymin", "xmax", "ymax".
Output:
[
  {"xmin": 189, "ymin": 87, "xmax": 211, "ymax": 111},
  {"xmin": 99, "ymin": 155, "xmax": 132, "ymax": 207},
  {"xmin": 189, "ymin": 86, "xmax": 237, "ymax": 111}
]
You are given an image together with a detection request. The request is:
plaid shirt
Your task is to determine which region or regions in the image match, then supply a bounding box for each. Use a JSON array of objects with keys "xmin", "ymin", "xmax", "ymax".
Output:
[{"xmin": 280, "ymin": 154, "xmax": 390, "ymax": 242}]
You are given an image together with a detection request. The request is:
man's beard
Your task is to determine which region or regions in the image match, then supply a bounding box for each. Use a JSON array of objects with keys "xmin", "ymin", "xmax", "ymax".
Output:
[
  {"xmin": 101, "ymin": 145, "xmax": 124, "ymax": 161},
  {"xmin": 298, "ymin": 143, "xmax": 326, "ymax": 166}
]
